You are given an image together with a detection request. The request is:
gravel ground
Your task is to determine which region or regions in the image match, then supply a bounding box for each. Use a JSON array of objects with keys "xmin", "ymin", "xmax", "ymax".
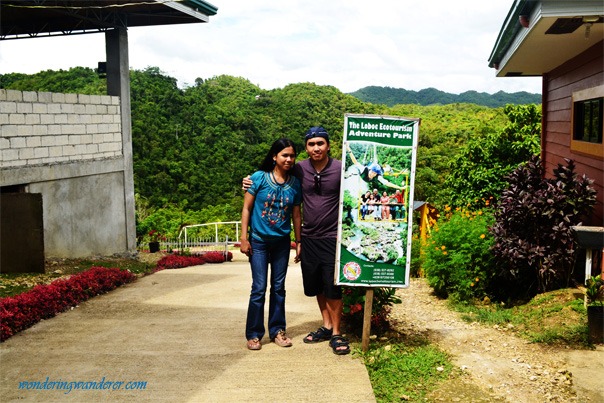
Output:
[{"xmin": 390, "ymin": 278, "xmax": 604, "ymax": 402}]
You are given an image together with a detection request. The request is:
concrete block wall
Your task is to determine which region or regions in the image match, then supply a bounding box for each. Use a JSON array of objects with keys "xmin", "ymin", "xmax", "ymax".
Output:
[
  {"xmin": 0, "ymin": 88, "xmax": 132, "ymax": 259},
  {"xmin": 0, "ymin": 89, "xmax": 122, "ymax": 168}
]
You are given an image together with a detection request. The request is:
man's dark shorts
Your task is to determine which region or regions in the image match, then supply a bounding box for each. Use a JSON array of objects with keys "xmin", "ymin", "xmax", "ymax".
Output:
[{"xmin": 300, "ymin": 237, "xmax": 342, "ymax": 300}]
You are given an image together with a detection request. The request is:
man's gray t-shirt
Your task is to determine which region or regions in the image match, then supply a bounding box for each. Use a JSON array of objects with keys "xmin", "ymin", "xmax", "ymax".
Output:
[{"xmin": 293, "ymin": 158, "xmax": 341, "ymax": 239}]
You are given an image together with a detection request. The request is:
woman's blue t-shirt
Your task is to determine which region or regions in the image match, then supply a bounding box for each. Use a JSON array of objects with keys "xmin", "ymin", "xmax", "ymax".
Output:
[{"xmin": 247, "ymin": 170, "xmax": 302, "ymax": 242}]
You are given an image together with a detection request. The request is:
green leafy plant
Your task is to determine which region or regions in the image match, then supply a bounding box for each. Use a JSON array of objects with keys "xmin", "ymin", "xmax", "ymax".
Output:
[
  {"xmin": 585, "ymin": 275, "xmax": 604, "ymax": 306},
  {"xmin": 490, "ymin": 157, "xmax": 597, "ymax": 299},
  {"xmin": 422, "ymin": 206, "xmax": 495, "ymax": 302},
  {"xmin": 409, "ymin": 233, "xmax": 423, "ymax": 277},
  {"xmin": 342, "ymin": 287, "xmax": 402, "ymax": 335}
]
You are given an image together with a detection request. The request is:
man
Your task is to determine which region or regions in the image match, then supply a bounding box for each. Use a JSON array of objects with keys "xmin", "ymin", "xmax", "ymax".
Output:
[
  {"xmin": 372, "ymin": 188, "xmax": 381, "ymax": 220},
  {"xmin": 391, "ymin": 189, "xmax": 404, "ymax": 220},
  {"xmin": 345, "ymin": 142, "xmax": 404, "ymax": 192},
  {"xmin": 243, "ymin": 126, "xmax": 349, "ymax": 355}
]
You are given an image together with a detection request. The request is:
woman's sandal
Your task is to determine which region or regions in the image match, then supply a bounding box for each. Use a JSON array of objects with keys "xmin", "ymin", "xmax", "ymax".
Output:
[
  {"xmin": 247, "ymin": 338, "xmax": 261, "ymax": 350},
  {"xmin": 303, "ymin": 326, "xmax": 333, "ymax": 343},
  {"xmin": 272, "ymin": 330, "xmax": 292, "ymax": 347},
  {"xmin": 329, "ymin": 335, "xmax": 350, "ymax": 355}
]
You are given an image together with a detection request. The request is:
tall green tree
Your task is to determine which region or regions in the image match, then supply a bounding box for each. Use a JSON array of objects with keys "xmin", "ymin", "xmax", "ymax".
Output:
[
  {"xmin": 389, "ymin": 103, "xmax": 510, "ymax": 203},
  {"xmin": 130, "ymin": 67, "xmax": 186, "ymax": 208},
  {"xmin": 440, "ymin": 104, "xmax": 541, "ymax": 207},
  {"xmin": 0, "ymin": 67, "xmax": 105, "ymax": 94}
]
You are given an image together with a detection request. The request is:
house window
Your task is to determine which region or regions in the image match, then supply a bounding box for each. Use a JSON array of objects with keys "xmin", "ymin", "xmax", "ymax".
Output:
[
  {"xmin": 573, "ymin": 97, "xmax": 603, "ymax": 143},
  {"xmin": 571, "ymin": 86, "xmax": 604, "ymax": 158}
]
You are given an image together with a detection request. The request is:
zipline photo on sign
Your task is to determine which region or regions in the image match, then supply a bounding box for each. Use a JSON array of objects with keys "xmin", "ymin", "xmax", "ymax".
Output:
[{"xmin": 336, "ymin": 114, "xmax": 420, "ymax": 288}]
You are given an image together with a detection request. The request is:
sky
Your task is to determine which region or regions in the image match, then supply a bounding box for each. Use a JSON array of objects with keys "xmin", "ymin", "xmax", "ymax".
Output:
[{"xmin": 0, "ymin": 0, "xmax": 543, "ymax": 95}]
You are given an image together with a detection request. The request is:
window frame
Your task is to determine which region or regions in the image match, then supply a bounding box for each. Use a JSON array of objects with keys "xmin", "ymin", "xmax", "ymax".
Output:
[{"xmin": 570, "ymin": 85, "xmax": 604, "ymax": 158}]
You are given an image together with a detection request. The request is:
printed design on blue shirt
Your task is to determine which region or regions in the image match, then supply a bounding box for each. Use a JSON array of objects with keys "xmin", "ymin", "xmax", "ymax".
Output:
[{"xmin": 261, "ymin": 190, "xmax": 291, "ymax": 226}]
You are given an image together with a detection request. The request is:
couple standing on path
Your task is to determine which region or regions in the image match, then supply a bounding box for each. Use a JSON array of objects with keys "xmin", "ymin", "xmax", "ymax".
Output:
[{"xmin": 240, "ymin": 126, "xmax": 350, "ymax": 355}]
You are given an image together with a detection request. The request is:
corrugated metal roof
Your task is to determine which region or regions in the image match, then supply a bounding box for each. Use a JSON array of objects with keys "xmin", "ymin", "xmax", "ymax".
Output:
[
  {"xmin": 0, "ymin": 0, "xmax": 218, "ymax": 40},
  {"xmin": 488, "ymin": 0, "xmax": 538, "ymax": 69},
  {"xmin": 488, "ymin": 0, "xmax": 603, "ymax": 76}
]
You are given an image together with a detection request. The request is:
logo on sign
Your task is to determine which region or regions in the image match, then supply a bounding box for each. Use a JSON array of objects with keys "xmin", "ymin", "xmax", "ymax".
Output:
[{"xmin": 343, "ymin": 261, "xmax": 361, "ymax": 281}]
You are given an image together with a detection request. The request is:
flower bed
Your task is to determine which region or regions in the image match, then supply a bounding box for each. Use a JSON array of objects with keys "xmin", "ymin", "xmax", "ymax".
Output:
[
  {"xmin": 0, "ymin": 267, "xmax": 136, "ymax": 342},
  {"xmin": 203, "ymin": 251, "xmax": 233, "ymax": 263},
  {"xmin": 0, "ymin": 250, "xmax": 233, "ymax": 342},
  {"xmin": 154, "ymin": 251, "xmax": 232, "ymax": 271},
  {"xmin": 155, "ymin": 254, "xmax": 206, "ymax": 270}
]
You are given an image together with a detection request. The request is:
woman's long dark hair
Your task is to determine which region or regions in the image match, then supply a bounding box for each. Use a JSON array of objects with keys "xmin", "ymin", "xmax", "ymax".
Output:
[{"xmin": 258, "ymin": 138, "xmax": 297, "ymax": 172}]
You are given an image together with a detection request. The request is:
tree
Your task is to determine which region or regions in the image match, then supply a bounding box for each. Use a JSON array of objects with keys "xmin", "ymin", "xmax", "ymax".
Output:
[
  {"xmin": 2, "ymin": 67, "xmax": 516, "ymax": 220},
  {"xmin": 0, "ymin": 67, "xmax": 105, "ymax": 94},
  {"xmin": 441, "ymin": 104, "xmax": 541, "ymax": 208}
]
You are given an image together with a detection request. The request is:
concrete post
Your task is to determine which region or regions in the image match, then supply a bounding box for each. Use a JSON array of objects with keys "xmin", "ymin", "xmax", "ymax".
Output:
[{"xmin": 106, "ymin": 28, "xmax": 137, "ymax": 253}]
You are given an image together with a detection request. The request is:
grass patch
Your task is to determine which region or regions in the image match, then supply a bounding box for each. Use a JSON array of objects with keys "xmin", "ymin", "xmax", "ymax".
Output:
[
  {"xmin": 360, "ymin": 337, "xmax": 454, "ymax": 402},
  {"xmin": 451, "ymin": 288, "xmax": 591, "ymax": 348}
]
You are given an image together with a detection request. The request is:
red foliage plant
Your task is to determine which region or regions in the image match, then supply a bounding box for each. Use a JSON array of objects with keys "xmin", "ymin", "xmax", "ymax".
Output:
[
  {"xmin": 154, "ymin": 251, "xmax": 232, "ymax": 271},
  {"xmin": 1, "ymin": 251, "xmax": 233, "ymax": 341},
  {"xmin": 0, "ymin": 267, "xmax": 135, "ymax": 342},
  {"xmin": 155, "ymin": 255, "xmax": 206, "ymax": 270},
  {"xmin": 203, "ymin": 251, "xmax": 233, "ymax": 263}
]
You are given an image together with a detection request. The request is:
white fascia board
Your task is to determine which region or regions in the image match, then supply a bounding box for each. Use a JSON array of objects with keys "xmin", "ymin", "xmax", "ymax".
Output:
[{"xmin": 164, "ymin": 1, "xmax": 210, "ymax": 22}]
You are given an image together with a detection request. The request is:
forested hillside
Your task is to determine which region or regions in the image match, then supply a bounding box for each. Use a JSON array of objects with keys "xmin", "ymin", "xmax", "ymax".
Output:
[
  {"xmin": 1, "ymin": 67, "xmax": 539, "ymax": 236},
  {"xmin": 349, "ymin": 86, "xmax": 541, "ymax": 107}
]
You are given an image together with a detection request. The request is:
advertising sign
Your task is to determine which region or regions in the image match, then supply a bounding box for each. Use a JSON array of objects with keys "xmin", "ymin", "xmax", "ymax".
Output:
[{"xmin": 336, "ymin": 114, "xmax": 419, "ymax": 288}]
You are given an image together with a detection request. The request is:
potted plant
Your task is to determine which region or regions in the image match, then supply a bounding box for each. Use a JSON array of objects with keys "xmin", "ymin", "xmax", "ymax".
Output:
[
  {"xmin": 585, "ymin": 274, "xmax": 604, "ymax": 344},
  {"xmin": 148, "ymin": 230, "xmax": 163, "ymax": 253}
]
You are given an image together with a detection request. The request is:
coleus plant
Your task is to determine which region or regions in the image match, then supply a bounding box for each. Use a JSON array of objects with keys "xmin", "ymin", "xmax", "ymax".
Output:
[{"xmin": 490, "ymin": 156, "xmax": 596, "ymax": 299}]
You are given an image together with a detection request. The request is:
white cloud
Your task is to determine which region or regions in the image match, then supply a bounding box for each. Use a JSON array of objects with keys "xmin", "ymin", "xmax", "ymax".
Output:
[{"xmin": 0, "ymin": 0, "xmax": 542, "ymax": 95}]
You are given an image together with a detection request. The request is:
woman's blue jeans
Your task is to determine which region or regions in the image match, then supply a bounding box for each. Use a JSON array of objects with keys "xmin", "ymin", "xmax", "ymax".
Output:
[{"xmin": 246, "ymin": 236, "xmax": 291, "ymax": 341}]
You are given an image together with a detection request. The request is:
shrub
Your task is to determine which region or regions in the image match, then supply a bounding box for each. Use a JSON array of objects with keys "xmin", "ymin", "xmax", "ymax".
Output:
[
  {"xmin": 409, "ymin": 233, "xmax": 423, "ymax": 278},
  {"xmin": 155, "ymin": 254, "xmax": 206, "ymax": 270},
  {"xmin": 154, "ymin": 250, "xmax": 232, "ymax": 270},
  {"xmin": 490, "ymin": 157, "xmax": 596, "ymax": 299},
  {"xmin": 342, "ymin": 287, "xmax": 402, "ymax": 336},
  {"xmin": 202, "ymin": 251, "xmax": 233, "ymax": 263},
  {"xmin": 0, "ymin": 267, "xmax": 135, "ymax": 342},
  {"xmin": 423, "ymin": 206, "xmax": 495, "ymax": 302}
]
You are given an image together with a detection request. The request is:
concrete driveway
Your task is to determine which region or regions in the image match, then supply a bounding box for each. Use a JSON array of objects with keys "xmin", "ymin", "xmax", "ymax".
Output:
[{"xmin": 0, "ymin": 252, "xmax": 376, "ymax": 402}]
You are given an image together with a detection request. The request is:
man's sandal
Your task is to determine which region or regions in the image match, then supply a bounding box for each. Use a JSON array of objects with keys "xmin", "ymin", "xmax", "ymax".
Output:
[
  {"xmin": 329, "ymin": 335, "xmax": 350, "ymax": 355},
  {"xmin": 303, "ymin": 326, "xmax": 333, "ymax": 343}
]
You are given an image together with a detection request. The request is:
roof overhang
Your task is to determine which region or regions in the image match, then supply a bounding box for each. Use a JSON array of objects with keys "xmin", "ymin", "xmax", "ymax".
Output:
[
  {"xmin": 488, "ymin": 0, "xmax": 604, "ymax": 77},
  {"xmin": 0, "ymin": 0, "xmax": 218, "ymax": 40}
]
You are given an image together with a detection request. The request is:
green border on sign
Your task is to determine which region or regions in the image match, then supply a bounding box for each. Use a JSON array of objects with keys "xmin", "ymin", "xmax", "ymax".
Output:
[{"xmin": 336, "ymin": 114, "xmax": 420, "ymax": 288}]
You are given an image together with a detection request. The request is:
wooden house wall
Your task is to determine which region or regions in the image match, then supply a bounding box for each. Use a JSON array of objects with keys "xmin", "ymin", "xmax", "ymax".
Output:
[{"xmin": 542, "ymin": 40, "xmax": 604, "ymax": 226}]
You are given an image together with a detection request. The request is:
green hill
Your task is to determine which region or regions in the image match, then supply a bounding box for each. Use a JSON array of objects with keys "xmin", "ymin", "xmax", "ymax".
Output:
[
  {"xmin": 1, "ymin": 67, "xmax": 517, "ymax": 216},
  {"xmin": 349, "ymin": 86, "xmax": 541, "ymax": 107}
]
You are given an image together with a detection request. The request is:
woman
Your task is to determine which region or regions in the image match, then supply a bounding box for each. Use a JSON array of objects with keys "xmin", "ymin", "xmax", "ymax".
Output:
[
  {"xmin": 380, "ymin": 191, "xmax": 391, "ymax": 220},
  {"xmin": 367, "ymin": 192, "xmax": 376, "ymax": 220},
  {"xmin": 240, "ymin": 138, "xmax": 302, "ymax": 351},
  {"xmin": 360, "ymin": 190, "xmax": 370, "ymax": 220}
]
